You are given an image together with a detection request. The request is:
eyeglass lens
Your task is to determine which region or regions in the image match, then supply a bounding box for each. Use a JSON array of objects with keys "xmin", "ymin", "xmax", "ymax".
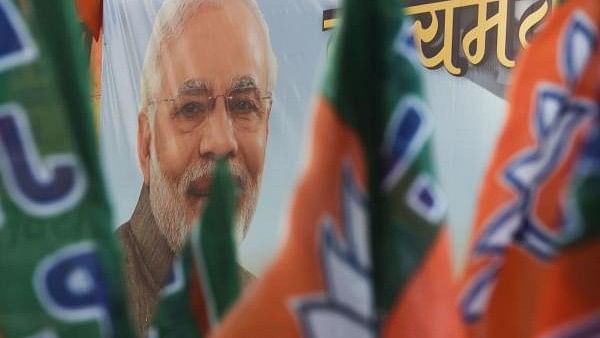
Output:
[{"xmin": 170, "ymin": 87, "xmax": 270, "ymax": 132}]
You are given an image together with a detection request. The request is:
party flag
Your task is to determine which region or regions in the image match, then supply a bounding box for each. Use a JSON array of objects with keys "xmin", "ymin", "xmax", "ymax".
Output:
[
  {"xmin": 459, "ymin": 1, "xmax": 600, "ymax": 336},
  {"xmin": 211, "ymin": 0, "xmax": 457, "ymax": 336},
  {"xmin": 0, "ymin": 1, "xmax": 133, "ymax": 337}
]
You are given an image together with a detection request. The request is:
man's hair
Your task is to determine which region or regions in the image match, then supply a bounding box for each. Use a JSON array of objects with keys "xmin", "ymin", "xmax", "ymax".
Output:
[{"xmin": 139, "ymin": 0, "xmax": 277, "ymax": 117}]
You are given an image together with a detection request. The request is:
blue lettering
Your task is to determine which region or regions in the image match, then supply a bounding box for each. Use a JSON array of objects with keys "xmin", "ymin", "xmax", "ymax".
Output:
[
  {"xmin": 406, "ymin": 174, "xmax": 446, "ymax": 224},
  {"xmin": 382, "ymin": 96, "xmax": 431, "ymax": 191},
  {"xmin": 0, "ymin": 104, "xmax": 86, "ymax": 217},
  {"xmin": 0, "ymin": 0, "xmax": 37, "ymax": 73},
  {"xmin": 34, "ymin": 242, "xmax": 113, "ymax": 337}
]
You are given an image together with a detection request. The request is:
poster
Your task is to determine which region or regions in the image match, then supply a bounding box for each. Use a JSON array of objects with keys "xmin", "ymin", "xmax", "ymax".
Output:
[
  {"xmin": 99, "ymin": 0, "xmax": 553, "ymax": 278},
  {"xmin": 100, "ymin": 0, "xmax": 339, "ymax": 278}
]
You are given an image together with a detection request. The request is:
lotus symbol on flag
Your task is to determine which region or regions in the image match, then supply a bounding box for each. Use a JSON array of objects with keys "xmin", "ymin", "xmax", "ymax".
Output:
[{"xmin": 293, "ymin": 164, "xmax": 377, "ymax": 338}]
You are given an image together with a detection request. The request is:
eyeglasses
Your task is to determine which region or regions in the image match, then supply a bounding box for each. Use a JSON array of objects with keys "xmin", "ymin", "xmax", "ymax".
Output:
[{"xmin": 149, "ymin": 87, "xmax": 272, "ymax": 132}]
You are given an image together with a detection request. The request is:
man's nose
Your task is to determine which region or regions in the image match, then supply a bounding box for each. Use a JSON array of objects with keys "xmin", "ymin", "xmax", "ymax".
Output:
[{"xmin": 198, "ymin": 99, "xmax": 238, "ymax": 159}]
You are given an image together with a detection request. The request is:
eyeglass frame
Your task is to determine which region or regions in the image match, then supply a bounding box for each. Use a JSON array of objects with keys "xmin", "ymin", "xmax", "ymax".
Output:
[{"xmin": 146, "ymin": 88, "xmax": 273, "ymax": 119}]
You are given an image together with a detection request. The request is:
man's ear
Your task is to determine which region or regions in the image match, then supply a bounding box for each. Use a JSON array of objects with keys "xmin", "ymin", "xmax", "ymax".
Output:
[{"xmin": 138, "ymin": 111, "xmax": 151, "ymax": 185}]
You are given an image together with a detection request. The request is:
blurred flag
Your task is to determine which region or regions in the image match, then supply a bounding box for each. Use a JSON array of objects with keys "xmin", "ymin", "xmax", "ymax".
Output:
[
  {"xmin": 533, "ymin": 118, "xmax": 600, "ymax": 338},
  {"xmin": 0, "ymin": 1, "xmax": 133, "ymax": 337},
  {"xmin": 211, "ymin": 0, "xmax": 457, "ymax": 337},
  {"xmin": 74, "ymin": 0, "xmax": 102, "ymax": 39},
  {"xmin": 458, "ymin": 0, "xmax": 600, "ymax": 337},
  {"xmin": 73, "ymin": 0, "xmax": 103, "ymax": 127},
  {"xmin": 150, "ymin": 160, "xmax": 241, "ymax": 338}
]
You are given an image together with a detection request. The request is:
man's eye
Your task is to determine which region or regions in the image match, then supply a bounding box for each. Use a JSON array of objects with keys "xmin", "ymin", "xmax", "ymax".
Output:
[
  {"xmin": 229, "ymin": 98, "xmax": 259, "ymax": 113},
  {"xmin": 176, "ymin": 101, "xmax": 209, "ymax": 117}
]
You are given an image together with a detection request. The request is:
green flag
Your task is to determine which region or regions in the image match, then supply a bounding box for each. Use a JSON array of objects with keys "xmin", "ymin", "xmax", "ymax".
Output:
[
  {"xmin": 152, "ymin": 159, "xmax": 240, "ymax": 337},
  {"xmin": 323, "ymin": 0, "xmax": 457, "ymax": 335},
  {"xmin": 210, "ymin": 0, "xmax": 457, "ymax": 337},
  {"xmin": 0, "ymin": 1, "xmax": 133, "ymax": 337}
]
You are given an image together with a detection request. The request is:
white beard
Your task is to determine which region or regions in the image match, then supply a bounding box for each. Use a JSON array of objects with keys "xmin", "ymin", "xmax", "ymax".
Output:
[{"xmin": 148, "ymin": 141, "xmax": 259, "ymax": 252}]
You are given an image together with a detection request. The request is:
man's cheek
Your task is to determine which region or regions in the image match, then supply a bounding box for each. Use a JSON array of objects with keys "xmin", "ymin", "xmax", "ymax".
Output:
[
  {"xmin": 239, "ymin": 134, "xmax": 266, "ymax": 178},
  {"xmin": 155, "ymin": 125, "xmax": 195, "ymax": 178}
]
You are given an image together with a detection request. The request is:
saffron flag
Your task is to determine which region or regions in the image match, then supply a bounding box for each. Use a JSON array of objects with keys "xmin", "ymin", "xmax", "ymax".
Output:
[
  {"xmin": 74, "ymin": 0, "xmax": 103, "ymax": 125},
  {"xmin": 212, "ymin": 0, "xmax": 456, "ymax": 336},
  {"xmin": 459, "ymin": 0, "xmax": 600, "ymax": 337},
  {"xmin": 0, "ymin": 1, "xmax": 133, "ymax": 337},
  {"xmin": 151, "ymin": 160, "xmax": 241, "ymax": 338},
  {"xmin": 532, "ymin": 117, "xmax": 600, "ymax": 337},
  {"xmin": 74, "ymin": 0, "xmax": 102, "ymax": 39}
]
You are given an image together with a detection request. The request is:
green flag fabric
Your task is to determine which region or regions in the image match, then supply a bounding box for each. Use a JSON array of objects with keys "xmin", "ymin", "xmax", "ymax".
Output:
[
  {"xmin": 322, "ymin": 0, "xmax": 442, "ymax": 313},
  {"xmin": 564, "ymin": 123, "xmax": 600, "ymax": 245},
  {"xmin": 0, "ymin": 1, "xmax": 133, "ymax": 337}
]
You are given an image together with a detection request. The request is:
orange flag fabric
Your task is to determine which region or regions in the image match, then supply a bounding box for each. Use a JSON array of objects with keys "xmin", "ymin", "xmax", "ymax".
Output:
[
  {"xmin": 75, "ymin": 0, "xmax": 102, "ymax": 39},
  {"xmin": 211, "ymin": 0, "xmax": 457, "ymax": 336},
  {"xmin": 459, "ymin": 1, "xmax": 600, "ymax": 337}
]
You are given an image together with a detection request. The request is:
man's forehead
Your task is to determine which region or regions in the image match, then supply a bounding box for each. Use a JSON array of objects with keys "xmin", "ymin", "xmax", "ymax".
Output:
[
  {"xmin": 174, "ymin": 0, "xmax": 263, "ymax": 39},
  {"xmin": 155, "ymin": 0, "xmax": 270, "ymax": 96}
]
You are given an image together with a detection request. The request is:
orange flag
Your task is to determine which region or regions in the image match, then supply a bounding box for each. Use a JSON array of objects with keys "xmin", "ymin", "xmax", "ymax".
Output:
[
  {"xmin": 74, "ymin": 0, "xmax": 103, "ymax": 128},
  {"xmin": 211, "ymin": 0, "xmax": 457, "ymax": 336},
  {"xmin": 89, "ymin": 31, "xmax": 102, "ymax": 128},
  {"xmin": 459, "ymin": 1, "xmax": 600, "ymax": 337},
  {"xmin": 74, "ymin": 0, "xmax": 102, "ymax": 39}
]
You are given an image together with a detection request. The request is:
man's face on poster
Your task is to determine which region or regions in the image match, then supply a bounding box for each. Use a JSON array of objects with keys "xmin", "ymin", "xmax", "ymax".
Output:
[{"xmin": 138, "ymin": 0, "xmax": 272, "ymax": 251}]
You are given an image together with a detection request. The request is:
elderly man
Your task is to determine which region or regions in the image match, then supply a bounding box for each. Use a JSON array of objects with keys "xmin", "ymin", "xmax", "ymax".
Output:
[{"xmin": 117, "ymin": 0, "xmax": 277, "ymax": 334}]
